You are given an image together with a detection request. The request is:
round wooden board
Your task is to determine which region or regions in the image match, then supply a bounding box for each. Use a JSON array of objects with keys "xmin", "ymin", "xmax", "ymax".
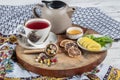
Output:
[{"xmin": 16, "ymin": 28, "xmax": 107, "ymax": 78}]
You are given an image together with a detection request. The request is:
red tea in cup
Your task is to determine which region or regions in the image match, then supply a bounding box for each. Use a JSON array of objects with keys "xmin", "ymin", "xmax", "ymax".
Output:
[
  {"xmin": 18, "ymin": 18, "xmax": 51, "ymax": 46},
  {"xmin": 26, "ymin": 21, "xmax": 49, "ymax": 29}
]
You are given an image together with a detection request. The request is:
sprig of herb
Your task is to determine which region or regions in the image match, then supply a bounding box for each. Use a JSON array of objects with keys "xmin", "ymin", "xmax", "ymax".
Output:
[{"xmin": 86, "ymin": 34, "xmax": 113, "ymax": 47}]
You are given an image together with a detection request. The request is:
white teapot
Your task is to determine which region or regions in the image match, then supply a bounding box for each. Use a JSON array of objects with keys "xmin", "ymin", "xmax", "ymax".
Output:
[{"xmin": 33, "ymin": 0, "xmax": 75, "ymax": 34}]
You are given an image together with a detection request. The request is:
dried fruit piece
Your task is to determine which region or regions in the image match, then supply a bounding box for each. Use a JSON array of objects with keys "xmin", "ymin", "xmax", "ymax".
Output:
[
  {"xmin": 9, "ymin": 35, "xmax": 17, "ymax": 43},
  {"xmin": 45, "ymin": 43, "xmax": 58, "ymax": 57},
  {"xmin": 67, "ymin": 46, "xmax": 81, "ymax": 57},
  {"xmin": 35, "ymin": 53, "xmax": 57, "ymax": 67},
  {"xmin": 0, "ymin": 37, "xmax": 6, "ymax": 44},
  {"xmin": 65, "ymin": 41, "xmax": 78, "ymax": 51},
  {"xmin": 60, "ymin": 39, "xmax": 73, "ymax": 47}
]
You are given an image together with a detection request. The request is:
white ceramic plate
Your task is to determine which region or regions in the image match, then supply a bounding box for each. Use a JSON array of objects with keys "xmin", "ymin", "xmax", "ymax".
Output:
[{"xmin": 77, "ymin": 34, "xmax": 112, "ymax": 52}]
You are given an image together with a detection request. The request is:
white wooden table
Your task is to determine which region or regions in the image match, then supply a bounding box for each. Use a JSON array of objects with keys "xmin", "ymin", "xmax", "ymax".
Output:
[{"xmin": 0, "ymin": 0, "xmax": 120, "ymax": 69}]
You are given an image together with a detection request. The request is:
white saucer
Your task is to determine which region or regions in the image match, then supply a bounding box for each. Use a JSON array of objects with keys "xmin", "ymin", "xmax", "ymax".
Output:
[{"xmin": 17, "ymin": 32, "xmax": 58, "ymax": 49}]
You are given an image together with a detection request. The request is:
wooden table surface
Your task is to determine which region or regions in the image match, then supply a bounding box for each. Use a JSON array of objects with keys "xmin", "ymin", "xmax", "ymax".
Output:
[{"xmin": 16, "ymin": 28, "xmax": 107, "ymax": 77}]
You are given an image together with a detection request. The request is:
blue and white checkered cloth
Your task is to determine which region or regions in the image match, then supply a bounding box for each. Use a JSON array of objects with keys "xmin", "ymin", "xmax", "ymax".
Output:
[
  {"xmin": 0, "ymin": 4, "xmax": 35, "ymax": 35},
  {"xmin": 72, "ymin": 7, "xmax": 120, "ymax": 41},
  {"xmin": 0, "ymin": 5, "xmax": 120, "ymax": 40}
]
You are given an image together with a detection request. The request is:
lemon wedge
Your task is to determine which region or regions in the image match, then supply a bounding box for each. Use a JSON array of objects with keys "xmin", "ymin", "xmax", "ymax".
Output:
[{"xmin": 79, "ymin": 37, "xmax": 101, "ymax": 51}]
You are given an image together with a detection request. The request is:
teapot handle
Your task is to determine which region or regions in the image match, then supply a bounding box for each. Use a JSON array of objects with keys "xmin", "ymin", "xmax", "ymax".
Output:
[{"xmin": 33, "ymin": 4, "xmax": 43, "ymax": 18}]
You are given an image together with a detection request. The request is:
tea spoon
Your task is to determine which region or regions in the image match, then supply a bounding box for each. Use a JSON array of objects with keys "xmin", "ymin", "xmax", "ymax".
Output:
[{"xmin": 24, "ymin": 43, "xmax": 58, "ymax": 57}]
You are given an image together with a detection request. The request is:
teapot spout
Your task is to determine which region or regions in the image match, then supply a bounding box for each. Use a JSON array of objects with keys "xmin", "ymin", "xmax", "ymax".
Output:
[{"xmin": 67, "ymin": 7, "xmax": 75, "ymax": 18}]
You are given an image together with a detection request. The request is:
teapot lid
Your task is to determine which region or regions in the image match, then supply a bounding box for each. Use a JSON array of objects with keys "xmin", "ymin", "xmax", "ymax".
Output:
[{"xmin": 42, "ymin": 0, "xmax": 66, "ymax": 9}]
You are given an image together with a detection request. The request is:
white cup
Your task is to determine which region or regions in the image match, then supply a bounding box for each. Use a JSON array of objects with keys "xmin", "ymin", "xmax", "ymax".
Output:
[{"xmin": 17, "ymin": 18, "xmax": 51, "ymax": 47}]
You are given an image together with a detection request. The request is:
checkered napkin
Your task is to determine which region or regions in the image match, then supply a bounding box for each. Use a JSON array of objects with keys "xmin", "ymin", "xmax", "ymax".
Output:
[
  {"xmin": 0, "ymin": 4, "xmax": 36, "ymax": 35},
  {"xmin": 72, "ymin": 7, "xmax": 120, "ymax": 41},
  {"xmin": 0, "ymin": 5, "xmax": 120, "ymax": 41}
]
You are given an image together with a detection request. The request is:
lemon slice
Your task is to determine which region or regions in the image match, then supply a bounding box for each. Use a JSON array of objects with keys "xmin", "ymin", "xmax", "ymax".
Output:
[
  {"xmin": 79, "ymin": 37, "xmax": 101, "ymax": 51},
  {"xmin": 84, "ymin": 40, "xmax": 94, "ymax": 48},
  {"xmin": 79, "ymin": 37, "xmax": 88, "ymax": 45},
  {"xmin": 87, "ymin": 43, "xmax": 101, "ymax": 51}
]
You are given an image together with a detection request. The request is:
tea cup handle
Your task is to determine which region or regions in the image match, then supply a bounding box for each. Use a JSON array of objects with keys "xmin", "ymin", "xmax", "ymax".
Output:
[
  {"xmin": 17, "ymin": 25, "xmax": 27, "ymax": 37},
  {"xmin": 33, "ymin": 4, "xmax": 43, "ymax": 18}
]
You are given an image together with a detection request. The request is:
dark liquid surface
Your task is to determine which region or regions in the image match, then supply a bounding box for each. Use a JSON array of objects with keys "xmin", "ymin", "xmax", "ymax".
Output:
[{"xmin": 26, "ymin": 21, "xmax": 49, "ymax": 29}]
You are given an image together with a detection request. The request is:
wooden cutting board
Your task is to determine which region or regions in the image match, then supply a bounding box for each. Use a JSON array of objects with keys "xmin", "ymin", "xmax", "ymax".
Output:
[{"xmin": 16, "ymin": 28, "xmax": 107, "ymax": 78}]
